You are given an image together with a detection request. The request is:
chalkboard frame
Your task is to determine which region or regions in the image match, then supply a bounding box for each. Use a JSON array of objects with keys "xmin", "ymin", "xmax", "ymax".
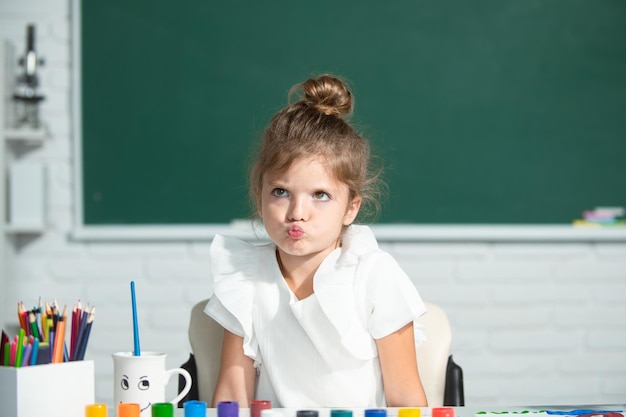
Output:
[{"xmin": 70, "ymin": 0, "xmax": 626, "ymax": 242}]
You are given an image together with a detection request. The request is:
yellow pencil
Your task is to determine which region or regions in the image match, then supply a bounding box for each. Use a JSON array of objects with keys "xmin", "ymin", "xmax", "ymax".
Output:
[{"xmin": 44, "ymin": 302, "xmax": 52, "ymax": 343}]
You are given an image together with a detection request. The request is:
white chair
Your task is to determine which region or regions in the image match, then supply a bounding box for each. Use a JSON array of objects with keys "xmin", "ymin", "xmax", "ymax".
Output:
[
  {"xmin": 414, "ymin": 302, "xmax": 452, "ymax": 406},
  {"xmin": 185, "ymin": 299, "xmax": 223, "ymax": 405},
  {"xmin": 182, "ymin": 299, "xmax": 462, "ymax": 407}
]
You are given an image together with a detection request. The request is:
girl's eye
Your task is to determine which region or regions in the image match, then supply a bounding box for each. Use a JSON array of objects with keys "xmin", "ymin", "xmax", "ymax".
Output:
[
  {"xmin": 272, "ymin": 188, "xmax": 288, "ymax": 197},
  {"xmin": 313, "ymin": 191, "xmax": 330, "ymax": 201}
]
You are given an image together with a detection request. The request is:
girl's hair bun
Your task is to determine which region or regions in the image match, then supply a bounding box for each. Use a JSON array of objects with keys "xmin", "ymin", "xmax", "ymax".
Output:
[{"xmin": 300, "ymin": 74, "xmax": 353, "ymax": 118}]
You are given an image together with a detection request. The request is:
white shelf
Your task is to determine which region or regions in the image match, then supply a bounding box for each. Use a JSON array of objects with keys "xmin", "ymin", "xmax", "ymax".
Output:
[
  {"xmin": 4, "ymin": 224, "xmax": 47, "ymax": 234},
  {"xmin": 370, "ymin": 224, "xmax": 626, "ymax": 242},
  {"xmin": 69, "ymin": 223, "xmax": 626, "ymax": 242},
  {"xmin": 4, "ymin": 126, "xmax": 47, "ymax": 143}
]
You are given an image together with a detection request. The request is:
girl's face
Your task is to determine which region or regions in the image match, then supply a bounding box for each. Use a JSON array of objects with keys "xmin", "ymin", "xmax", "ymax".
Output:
[{"xmin": 259, "ymin": 157, "xmax": 361, "ymax": 264}]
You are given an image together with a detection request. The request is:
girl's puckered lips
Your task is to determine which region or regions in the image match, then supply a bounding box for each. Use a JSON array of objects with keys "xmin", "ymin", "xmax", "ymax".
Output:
[{"xmin": 288, "ymin": 225, "xmax": 304, "ymax": 239}]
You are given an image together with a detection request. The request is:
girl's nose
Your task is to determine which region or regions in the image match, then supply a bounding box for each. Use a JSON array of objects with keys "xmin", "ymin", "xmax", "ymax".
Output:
[{"xmin": 287, "ymin": 196, "xmax": 307, "ymax": 222}]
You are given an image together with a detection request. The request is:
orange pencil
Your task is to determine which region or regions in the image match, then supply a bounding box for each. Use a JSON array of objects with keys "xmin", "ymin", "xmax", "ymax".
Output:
[
  {"xmin": 52, "ymin": 305, "xmax": 67, "ymax": 363},
  {"xmin": 17, "ymin": 302, "xmax": 27, "ymax": 331}
]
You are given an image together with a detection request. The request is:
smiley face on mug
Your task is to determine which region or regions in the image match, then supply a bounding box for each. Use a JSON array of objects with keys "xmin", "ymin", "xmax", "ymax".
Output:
[
  {"xmin": 112, "ymin": 351, "xmax": 191, "ymax": 416},
  {"xmin": 119, "ymin": 372, "xmax": 153, "ymax": 413}
]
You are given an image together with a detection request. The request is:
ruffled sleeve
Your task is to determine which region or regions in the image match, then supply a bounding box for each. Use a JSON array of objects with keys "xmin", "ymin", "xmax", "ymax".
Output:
[
  {"xmin": 313, "ymin": 225, "xmax": 427, "ymax": 360},
  {"xmin": 360, "ymin": 251, "xmax": 427, "ymax": 343},
  {"xmin": 204, "ymin": 234, "xmax": 272, "ymax": 360}
]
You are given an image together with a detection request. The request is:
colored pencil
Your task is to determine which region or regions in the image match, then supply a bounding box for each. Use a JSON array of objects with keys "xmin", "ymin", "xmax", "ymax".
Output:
[
  {"xmin": 22, "ymin": 343, "xmax": 32, "ymax": 366},
  {"xmin": 52, "ymin": 300, "xmax": 59, "ymax": 330},
  {"xmin": 29, "ymin": 311, "xmax": 41, "ymax": 341},
  {"xmin": 14, "ymin": 328, "xmax": 25, "ymax": 368},
  {"xmin": 17, "ymin": 302, "xmax": 26, "ymax": 331},
  {"xmin": 52, "ymin": 305, "xmax": 67, "ymax": 363},
  {"xmin": 74, "ymin": 306, "xmax": 91, "ymax": 361},
  {"xmin": 10, "ymin": 339, "xmax": 17, "ymax": 366},
  {"xmin": 30, "ymin": 338, "xmax": 39, "ymax": 365},
  {"xmin": 36, "ymin": 297, "xmax": 43, "ymax": 336},
  {"xmin": 70, "ymin": 303, "xmax": 78, "ymax": 360},
  {"xmin": 75, "ymin": 307, "xmax": 95, "ymax": 361},
  {"xmin": 74, "ymin": 303, "xmax": 90, "ymax": 361},
  {"xmin": 0, "ymin": 330, "xmax": 8, "ymax": 363},
  {"xmin": 3, "ymin": 342, "xmax": 10, "ymax": 366},
  {"xmin": 43, "ymin": 302, "xmax": 51, "ymax": 343},
  {"xmin": 48, "ymin": 328, "xmax": 55, "ymax": 362}
]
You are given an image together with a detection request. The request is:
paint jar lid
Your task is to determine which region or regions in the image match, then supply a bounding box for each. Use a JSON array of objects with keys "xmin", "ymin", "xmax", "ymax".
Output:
[
  {"xmin": 331, "ymin": 410, "xmax": 353, "ymax": 417},
  {"xmin": 217, "ymin": 401, "xmax": 239, "ymax": 417},
  {"xmin": 251, "ymin": 400, "xmax": 272, "ymax": 417},
  {"xmin": 152, "ymin": 402, "xmax": 174, "ymax": 417},
  {"xmin": 398, "ymin": 408, "xmax": 421, "ymax": 417},
  {"xmin": 297, "ymin": 411, "xmax": 319, "ymax": 417},
  {"xmin": 432, "ymin": 408, "xmax": 455, "ymax": 417},
  {"xmin": 118, "ymin": 403, "xmax": 140, "ymax": 417},
  {"xmin": 184, "ymin": 400, "xmax": 208, "ymax": 417},
  {"xmin": 85, "ymin": 404, "xmax": 107, "ymax": 417},
  {"xmin": 365, "ymin": 410, "xmax": 387, "ymax": 417}
]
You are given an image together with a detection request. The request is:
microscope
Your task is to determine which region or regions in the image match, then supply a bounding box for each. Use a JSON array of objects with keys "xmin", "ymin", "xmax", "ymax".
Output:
[{"xmin": 13, "ymin": 24, "xmax": 45, "ymax": 129}]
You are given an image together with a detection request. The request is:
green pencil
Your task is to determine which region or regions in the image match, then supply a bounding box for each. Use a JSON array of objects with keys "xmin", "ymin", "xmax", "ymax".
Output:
[
  {"xmin": 3, "ymin": 342, "xmax": 10, "ymax": 366},
  {"xmin": 14, "ymin": 328, "xmax": 25, "ymax": 368}
]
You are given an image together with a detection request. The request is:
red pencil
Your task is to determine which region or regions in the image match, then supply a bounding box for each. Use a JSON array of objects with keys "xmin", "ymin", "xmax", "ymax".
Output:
[{"xmin": 70, "ymin": 302, "xmax": 81, "ymax": 360}]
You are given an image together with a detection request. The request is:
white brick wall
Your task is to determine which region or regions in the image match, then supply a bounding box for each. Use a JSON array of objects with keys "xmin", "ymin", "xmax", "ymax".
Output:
[{"xmin": 2, "ymin": 0, "xmax": 626, "ymax": 409}]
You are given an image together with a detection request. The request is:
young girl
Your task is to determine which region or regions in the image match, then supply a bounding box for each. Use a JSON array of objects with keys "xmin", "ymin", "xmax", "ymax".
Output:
[{"xmin": 205, "ymin": 74, "xmax": 428, "ymax": 408}]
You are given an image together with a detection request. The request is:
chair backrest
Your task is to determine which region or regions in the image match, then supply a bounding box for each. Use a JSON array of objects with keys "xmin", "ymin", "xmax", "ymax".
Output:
[
  {"xmin": 187, "ymin": 299, "xmax": 453, "ymax": 406},
  {"xmin": 187, "ymin": 299, "xmax": 224, "ymax": 405},
  {"xmin": 415, "ymin": 301, "xmax": 452, "ymax": 407}
]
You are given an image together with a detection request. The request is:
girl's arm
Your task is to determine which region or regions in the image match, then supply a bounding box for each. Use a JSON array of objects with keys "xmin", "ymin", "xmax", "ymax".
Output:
[
  {"xmin": 376, "ymin": 321, "xmax": 428, "ymax": 407},
  {"xmin": 212, "ymin": 329, "xmax": 256, "ymax": 407}
]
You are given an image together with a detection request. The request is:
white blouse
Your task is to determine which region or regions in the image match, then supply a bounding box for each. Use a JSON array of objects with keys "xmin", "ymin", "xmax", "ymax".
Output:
[{"xmin": 205, "ymin": 225, "xmax": 426, "ymax": 408}]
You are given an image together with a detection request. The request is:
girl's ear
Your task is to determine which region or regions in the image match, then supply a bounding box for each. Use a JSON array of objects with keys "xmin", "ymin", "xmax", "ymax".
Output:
[{"xmin": 343, "ymin": 196, "xmax": 362, "ymax": 226}]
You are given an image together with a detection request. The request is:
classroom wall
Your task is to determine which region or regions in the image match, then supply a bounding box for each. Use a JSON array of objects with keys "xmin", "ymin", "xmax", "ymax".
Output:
[{"xmin": 2, "ymin": 0, "xmax": 626, "ymax": 408}]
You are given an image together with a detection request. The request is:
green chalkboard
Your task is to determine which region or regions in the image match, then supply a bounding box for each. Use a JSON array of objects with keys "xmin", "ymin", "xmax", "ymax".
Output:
[{"xmin": 79, "ymin": 0, "xmax": 626, "ymax": 225}]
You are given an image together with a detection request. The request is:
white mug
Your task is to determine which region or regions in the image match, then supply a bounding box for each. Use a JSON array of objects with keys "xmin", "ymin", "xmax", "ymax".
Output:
[{"xmin": 112, "ymin": 351, "xmax": 192, "ymax": 416}]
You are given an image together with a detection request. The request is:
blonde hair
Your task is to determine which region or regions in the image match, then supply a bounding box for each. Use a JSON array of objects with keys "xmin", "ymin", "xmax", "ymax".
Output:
[{"xmin": 250, "ymin": 74, "xmax": 384, "ymax": 223}]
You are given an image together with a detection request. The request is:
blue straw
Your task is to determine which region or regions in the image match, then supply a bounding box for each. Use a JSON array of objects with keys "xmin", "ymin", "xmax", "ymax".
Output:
[{"xmin": 131, "ymin": 281, "xmax": 141, "ymax": 356}]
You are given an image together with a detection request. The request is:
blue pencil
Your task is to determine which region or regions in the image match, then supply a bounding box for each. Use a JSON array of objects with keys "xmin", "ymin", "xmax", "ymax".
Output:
[
  {"xmin": 131, "ymin": 281, "xmax": 141, "ymax": 356},
  {"xmin": 75, "ymin": 309, "xmax": 94, "ymax": 361},
  {"xmin": 30, "ymin": 338, "xmax": 39, "ymax": 365}
]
